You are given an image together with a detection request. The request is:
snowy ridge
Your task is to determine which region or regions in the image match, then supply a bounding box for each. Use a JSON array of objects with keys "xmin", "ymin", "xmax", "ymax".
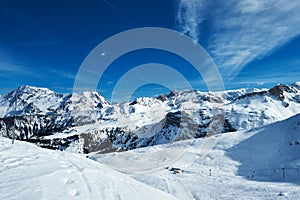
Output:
[
  {"xmin": 0, "ymin": 83, "xmax": 300, "ymax": 153},
  {"xmin": 0, "ymin": 86, "xmax": 110, "ymax": 140},
  {"xmin": 0, "ymin": 85, "xmax": 110, "ymax": 118},
  {"xmin": 74, "ymin": 83, "xmax": 300, "ymax": 153}
]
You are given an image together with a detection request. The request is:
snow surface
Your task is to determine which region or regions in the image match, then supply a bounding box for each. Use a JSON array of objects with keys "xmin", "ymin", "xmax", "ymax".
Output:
[
  {"xmin": 93, "ymin": 114, "xmax": 300, "ymax": 199},
  {"xmin": 0, "ymin": 137, "xmax": 176, "ymax": 200},
  {"xmin": 1, "ymin": 84, "xmax": 300, "ymax": 199},
  {"xmin": 1, "ymin": 114, "xmax": 300, "ymax": 199}
]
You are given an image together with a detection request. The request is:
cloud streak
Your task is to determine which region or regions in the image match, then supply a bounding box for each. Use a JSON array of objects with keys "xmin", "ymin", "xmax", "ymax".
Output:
[
  {"xmin": 0, "ymin": 62, "xmax": 29, "ymax": 74},
  {"xmin": 177, "ymin": 0, "xmax": 300, "ymax": 77},
  {"xmin": 46, "ymin": 69, "xmax": 75, "ymax": 79},
  {"xmin": 177, "ymin": 0, "xmax": 205, "ymax": 41}
]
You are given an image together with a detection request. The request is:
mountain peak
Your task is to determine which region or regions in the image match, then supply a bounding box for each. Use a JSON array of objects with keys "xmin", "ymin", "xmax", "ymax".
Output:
[
  {"xmin": 293, "ymin": 82, "xmax": 300, "ymax": 88},
  {"xmin": 15, "ymin": 85, "xmax": 55, "ymax": 95}
]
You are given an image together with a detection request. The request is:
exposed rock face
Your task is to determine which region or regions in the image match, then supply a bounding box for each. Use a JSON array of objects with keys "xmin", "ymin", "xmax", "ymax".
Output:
[{"xmin": 269, "ymin": 84, "xmax": 286, "ymax": 100}]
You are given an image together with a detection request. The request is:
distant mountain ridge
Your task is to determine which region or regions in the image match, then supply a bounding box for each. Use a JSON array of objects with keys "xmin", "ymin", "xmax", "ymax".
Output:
[{"xmin": 0, "ymin": 83, "xmax": 300, "ymax": 153}]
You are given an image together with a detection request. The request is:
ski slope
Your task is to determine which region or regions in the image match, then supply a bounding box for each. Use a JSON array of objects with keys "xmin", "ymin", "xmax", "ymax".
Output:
[
  {"xmin": 1, "ymin": 113, "xmax": 300, "ymax": 199},
  {"xmin": 0, "ymin": 137, "xmax": 176, "ymax": 200},
  {"xmin": 93, "ymin": 114, "xmax": 300, "ymax": 199}
]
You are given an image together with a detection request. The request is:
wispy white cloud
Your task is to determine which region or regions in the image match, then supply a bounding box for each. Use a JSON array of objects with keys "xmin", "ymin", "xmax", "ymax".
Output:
[
  {"xmin": 103, "ymin": 0, "xmax": 119, "ymax": 13},
  {"xmin": 46, "ymin": 69, "xmax": 75, "ymax": 79},
  {"xmin": 0, "ymin": 51, "xmax": 32, "ymax": 76},
  {"xmin": 177, "ymin": 0, "xmax": 300, "ymax": 78},
  {"xmin": 0, "ymin": 58, "xmax": 44, "ymax": 78},
  {"xmin": 177, "ymin": 0, "xmax": 206, "ymax": 41},
  {"xmin": 231, "ymin": 64, "xmax": 300, "ymax": 88},
  {"xmin": 0, "ymin": 61, "xmax": 29, "ymax": 74}
]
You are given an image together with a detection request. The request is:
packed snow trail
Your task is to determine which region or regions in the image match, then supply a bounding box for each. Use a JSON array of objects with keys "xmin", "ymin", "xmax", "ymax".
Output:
[{"xmin": 0, "ymin": 137, "xmax": 176, "ymax": 200}]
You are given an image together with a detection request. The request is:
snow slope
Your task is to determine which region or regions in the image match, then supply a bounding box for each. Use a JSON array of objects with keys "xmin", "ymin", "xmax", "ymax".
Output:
[
  {"xmin": 0, "ymin": 137, "xmax": 176, "ymax": 200},
  {"xmin": 93, "ymin": 114, "xmax": 300, "ymax": 199}
]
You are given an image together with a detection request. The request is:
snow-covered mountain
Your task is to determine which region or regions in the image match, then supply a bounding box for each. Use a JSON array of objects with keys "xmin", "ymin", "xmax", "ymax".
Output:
[
  {"xmin": 93, "ymin": 113, "xmax": 300, "ymax": 199},
  {"xmin": 0, "ymin": 86, "xmax": 110, "ymax": 140},
  {"xmin": 0, "ymin": 83, "xmax": 300, "ymax": 153},
  {"xmin": 1, "ymin": 94, "xmax": 300, "ymax": 199},
  {"xmin": 2, "ymin": 111, "xmax": 298, "ymax": 199}
]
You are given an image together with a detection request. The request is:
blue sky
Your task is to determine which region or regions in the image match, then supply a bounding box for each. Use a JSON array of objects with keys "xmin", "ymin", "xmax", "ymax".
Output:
[{"xmin": 0, "ymin": 0, "xmax": 299, "ymax": 101}]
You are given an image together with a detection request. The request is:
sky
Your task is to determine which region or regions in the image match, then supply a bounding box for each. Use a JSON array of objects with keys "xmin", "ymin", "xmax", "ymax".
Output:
[{"xmin": 0, "ymin": 0, "xmax": 300, "ymax": 102}]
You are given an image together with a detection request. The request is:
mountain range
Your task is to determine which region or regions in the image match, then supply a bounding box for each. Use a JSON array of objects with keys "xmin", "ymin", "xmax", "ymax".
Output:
[
  {"xmin": 1, "ymin": 82, "xmax": 300, "ymax": 153},
  {"xmin": 1, "ymin": 103, "xmax": 300, "ymax": 199}
]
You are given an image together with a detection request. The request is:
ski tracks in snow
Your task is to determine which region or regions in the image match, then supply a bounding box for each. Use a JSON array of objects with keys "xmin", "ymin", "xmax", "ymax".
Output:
[
  {"xmin": 0, "ymin": 138, "xmax": 178, "ymax": 200},
  {"xmin": 56, "ymin": 152, "xmax": 93, "ymax": 198},
  {"xmin": 162, "ymin": 173, "xmax": 193, "ymax": 200}
]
